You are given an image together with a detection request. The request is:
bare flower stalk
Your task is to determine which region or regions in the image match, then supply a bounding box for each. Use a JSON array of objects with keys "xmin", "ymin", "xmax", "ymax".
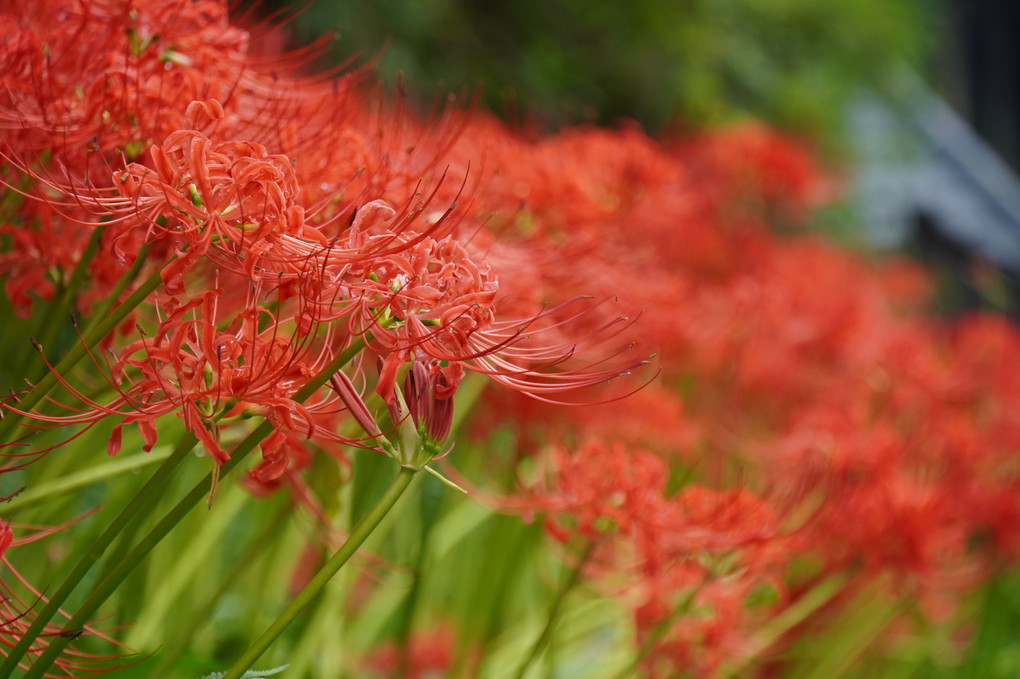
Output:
[{"xmin": 221, "ymin": 465, "xmax": 418, "ymax": 679}]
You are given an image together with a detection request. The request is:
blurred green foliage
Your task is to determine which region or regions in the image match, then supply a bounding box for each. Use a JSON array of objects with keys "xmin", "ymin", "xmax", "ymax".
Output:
[{"xmin": 271, "ymin": 0, "xmax": 932, "ymax": 141}]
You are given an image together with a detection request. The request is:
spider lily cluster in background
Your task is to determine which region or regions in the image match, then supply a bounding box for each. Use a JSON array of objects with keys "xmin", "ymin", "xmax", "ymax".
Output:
[{"xmin": 0, "ymin": 1, "xmax": 1019, "ymax": 678}]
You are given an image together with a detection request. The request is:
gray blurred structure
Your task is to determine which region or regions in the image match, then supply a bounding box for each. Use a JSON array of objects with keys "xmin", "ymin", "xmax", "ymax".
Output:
[{"xmin": 849, "ymin": 80, "xmax": 1020, "ymax": 315}]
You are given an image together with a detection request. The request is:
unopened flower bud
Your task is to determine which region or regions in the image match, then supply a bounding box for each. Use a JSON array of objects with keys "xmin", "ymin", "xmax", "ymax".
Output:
[{"xmin": 389, "ymin": 358, "xmax": 463, "ymax": 467}]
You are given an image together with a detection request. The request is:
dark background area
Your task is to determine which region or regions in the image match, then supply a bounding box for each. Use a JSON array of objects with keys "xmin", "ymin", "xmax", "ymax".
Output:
[
  {"xmin": 941, "ymin": 0, "xmax": 1020, "ymax": 172},
  {"xmin": 255, "ymin": 0, "xmax": 929, "ymax": 146}
]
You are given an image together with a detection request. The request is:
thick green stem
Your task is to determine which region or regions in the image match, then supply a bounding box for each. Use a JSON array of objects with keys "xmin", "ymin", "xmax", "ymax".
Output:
[
  {"xmin": 21, "ymin": 337, "xmax": 369, "ymax": 678},
  {"xmin": 512, "ymin": 540, "xmax": 595, "ymax": 679},
  {"xmin": 0, "ymin": 432, "xmax": 197, "ymax": 677},
  {"xmin": 0, "ymin": 254, "xmax": 166, "ymax": 445},
  {"xmin": 221, "ymin": 466, "xmax": 417, "ymax": 679}
]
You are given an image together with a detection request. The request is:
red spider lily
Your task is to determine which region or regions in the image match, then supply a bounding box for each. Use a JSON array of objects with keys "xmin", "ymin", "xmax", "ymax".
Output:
[
  {"xmin": 648, "ymin": 490, "xmax": 798, "ymax": 676},
  {"xmin": 500, "ymin": 440, "xmax": 803, "ymax": 678},
  {"xmin": 0, "ymin": 0, "xmax": 647, "ymax": 419},
  {"xmin": 682, "ymin": 122, "xmax": 832, "ymax": 224},
  {"xmin": 519, "ymin": 441, "xmax": 795, "ymax": 573},
  {"xmin": 114, "ymin": 123, "xmax": 329, "ymax": 293},
  {"xmin": 0, "ymin": 520, "xmax": 127, "ymax": 676},
  {"xmin": 0, "ymin": 277, "xmax": 366, "ymax": 467},
  {"xmin": 0, "ymin": 100, "xmax": 472, "ymax": 313},
  {"xmin": 0, "ymin": 0, "xmax": 368, "ymax": 317},
  {"xmin": 0, "ymin": 0, "xmax": 247, "ymax": 156},
  {"xmin": 1, "ymin": 100, "xmax": 324, "ymax": 295},
  {"xmin": 1, "ymin": 140, "xmax": 645, "ymax": 478},
  {"xmin": 0, "ymin": 198, "xmax": 84, "ymax": 317},
  {"xmin": 340, "ymin": 233, "xmax": 496, "ymax": 403},
  {"xmin": 0, "ymin": 0, "xmax": 359, "ymax": 164},
  {"xmin": 316, "ymin": 215, "xmax": 647, "ymax": 406},
  {"xmin": 524, "ymin": 441, "xmax": 672, "ymax": 544}
]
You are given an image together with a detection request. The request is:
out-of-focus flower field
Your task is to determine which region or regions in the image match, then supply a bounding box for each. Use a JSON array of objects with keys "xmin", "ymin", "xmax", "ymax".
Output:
[{"xmin": 1, "ymin": 1, "xmax": 1019, "ymax": 678}]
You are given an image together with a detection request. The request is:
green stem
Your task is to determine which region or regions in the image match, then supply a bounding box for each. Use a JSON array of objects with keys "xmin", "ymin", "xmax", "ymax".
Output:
[
  {"xmin": 152, "ymin": 502, "xmax": 292, "ymax": 675},
  {"xmin": 125, "ymin": 478, "xmax": 249, "ymax": 649},
  {"xmin": 80, "ymin": 244, "xmax": 151, "ymax": 337},
  {"xmin": 718, "ymin": 575, "xmax": 847, "ymax": 678},
  {"xmin": 395, "ymin": 377, "xmax": 484, "ymax": 674},
  {"xmin": 397, "ymin": 521, "xmax": 429, "ymax": 676},
  {"xmin": 4, "ymin": 446, "xmax": 173, "ymax": 513},
  {"xmin": 22, "ymin": 337, "xmax": 370, "ymax": 678},
  {"xmin": 22, "ymin": 423, "xmax": 270, "ymax": 679},
  {"xmin": 0, "ymin": 432, "xmax": 197, "ymax": 677},
  {"xmin": 0, "ymin": 253, "xmax": 166, "ymax": 445},
  {"xmin": 609, "ymin": 588, "xmax": 700, "ymax": 679},
  {"xmin": 512, "ymin": 540, "xmax": 595, "ymax": 679},
  {"xmin": 282, "ymin": 550, "xmax": 348, "ymax": 678},
  {"xmin": 17, "ymin": 225, "xmax": 105, "ymax": 386},
  {"xmin": 221, "ymin": 466, "xmax": 418, "ymax": 679},
  {"xmin": 59, "ymin": 226, "xmax": 107, "ymax": 308}
]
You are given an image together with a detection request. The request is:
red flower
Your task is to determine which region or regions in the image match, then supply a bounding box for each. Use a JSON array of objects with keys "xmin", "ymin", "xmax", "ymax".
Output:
[
  {"xmin": 0, "ymin": 520, "xmax": 124, "ymax": 675},
  {"xmin": 2, "ymin": 278, "xmax": 365, "ymax": 467},
  {"xmin": 363, "ymin": 626, "xmax": 456, "ymax": 679}
]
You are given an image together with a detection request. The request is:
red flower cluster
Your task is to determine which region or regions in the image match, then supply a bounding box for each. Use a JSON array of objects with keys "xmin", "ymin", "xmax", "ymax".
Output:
[
  {"xmin": 450, "ymin": 100, "xmax": 1020, "ymax": 671},
  {"xmin": 517, "ymin": 441, "xmax": 795, "ymax": 677},
  {"xmin": 0, "ymin": 0, "xmax": 646, "ymax": 488},
  {"xmin": 3, "ymin": 0, "xmax": 1020, "ymax": 676}
]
